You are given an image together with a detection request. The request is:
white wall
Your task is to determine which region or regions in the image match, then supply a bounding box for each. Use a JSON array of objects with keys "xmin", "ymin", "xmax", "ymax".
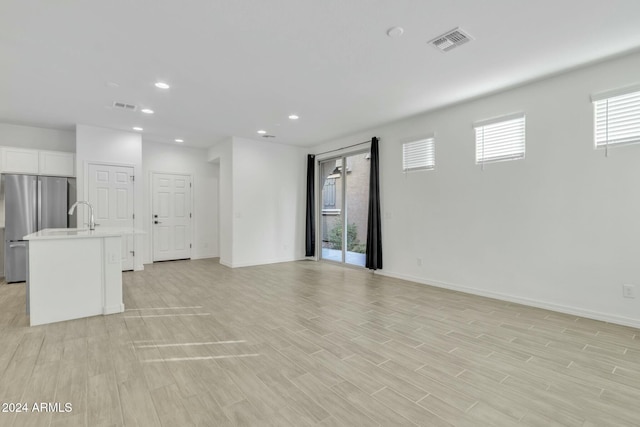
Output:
[
  {"xmin": 0, "ymin": 122, "xmax": 75, "ymax": 152},
  {"xmin": 142, "ymin": 140, "xmax": 219, "ymax": 263},
  {"xmin": 76, "ymin": 124, "xmax": 144, "ymax": 270},
  {"xmin": 311, "ymin": 50, "xmax": 640, "ymax": 328},
  {"xmin": 208, "ymin": 137, "xmax": 306, "ymax": 268},
  {"xmin": 232, "ymin": 137, "xmax": 306, "ymax": 267}
]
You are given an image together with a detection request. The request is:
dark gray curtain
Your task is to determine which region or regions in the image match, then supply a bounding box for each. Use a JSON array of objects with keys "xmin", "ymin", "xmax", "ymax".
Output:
[
  {"xmin": 305, "ymin": 154, "xmax": 316, "ymax": 256},
  {"xmin": 365, "ymin": 137, "xmax": 382, "ymax": 270}
]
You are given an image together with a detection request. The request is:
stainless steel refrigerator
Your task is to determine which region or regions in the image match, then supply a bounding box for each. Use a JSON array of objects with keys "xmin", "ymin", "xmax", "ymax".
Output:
[{"xmin": 4, "ymin": 174, "xmax": 76, "ymax": 283}]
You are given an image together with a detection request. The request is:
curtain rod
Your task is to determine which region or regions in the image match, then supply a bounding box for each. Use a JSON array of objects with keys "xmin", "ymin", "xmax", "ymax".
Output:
[{"xmin": 312, "ymin": 137, "xmax": 377, "ymax": 157}]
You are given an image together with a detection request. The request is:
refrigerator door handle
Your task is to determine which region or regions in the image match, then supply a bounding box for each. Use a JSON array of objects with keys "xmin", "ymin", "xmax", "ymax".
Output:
[
  {"xmin": 9, "ymin": 242, "xmax": 27, "ymax": 248},
  {"xmin": 37, "ymin": 178, "xmax": 42, "ymax": 230},
  {"xmin": 32, "ymin": 177, "xmax": 38, "ymax": 233}
]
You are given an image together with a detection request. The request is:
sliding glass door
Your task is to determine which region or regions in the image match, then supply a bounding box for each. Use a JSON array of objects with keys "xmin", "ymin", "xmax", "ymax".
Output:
[{"xmin": 319, "ymin": 151, "xmax": 370, "ymax": 267}]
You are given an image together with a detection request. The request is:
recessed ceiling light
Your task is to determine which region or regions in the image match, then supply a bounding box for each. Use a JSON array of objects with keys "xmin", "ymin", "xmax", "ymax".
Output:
[
  {"xmin": 155, "ymin": 82, "xmax": 170, "ymax": 89},
  {"xmin": 175, "ymin": 139, "xmax": 184, "ymax": 143},
  {"xmin": 141, "ymin": 108, "xmax": 154, "ymax": 114},
  {"xmin": 386, "ymin": 26, "xmax": 404, "ymax": 38},
  {"xmin": 133, "ymin": 127, "xmax": 143, "ymax": 131},
  {"xmin": 257, "ymin": 130, "xmax": 267, "ymax": 134},
  {"xmin": 288, "ymin": 114, "xmax": 299, "ymax": 120}
]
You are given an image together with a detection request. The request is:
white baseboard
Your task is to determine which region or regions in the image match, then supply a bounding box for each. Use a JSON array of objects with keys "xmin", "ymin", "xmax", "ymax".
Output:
[
  {"xmin": 375, "ymin": 270, "xmax": 640, "ymax": 329},
  {"xmin": 103, "ymin": 303, "xmax": 125, "ymax": 315},
  {"xmin": 229, "ymin": 256, "xmax": 304, "ymax": 269},
  {"xmin": 140, "ymin": 254, "xmax": 217, "ymax": 265},
  {"xmin": 191, "ymin": 252, "xmax": 218, "ymax": 260}
]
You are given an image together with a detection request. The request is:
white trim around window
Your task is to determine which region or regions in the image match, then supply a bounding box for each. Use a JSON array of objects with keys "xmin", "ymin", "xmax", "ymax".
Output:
[
  {"xmin": 591, "ymin": 84, "xmax": 640, "ymax": 151},
  {"xmin": 402, "ymin": 135, "xmax": 435, "ymax": 172},
  {"xmin": 474, "ymin": 113, "xmax": 526, "ymax": 166}
]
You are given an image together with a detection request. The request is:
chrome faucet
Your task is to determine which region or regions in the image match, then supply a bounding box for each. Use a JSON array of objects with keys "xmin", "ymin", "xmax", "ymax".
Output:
[{"xmin": 68, "ymin": 201, "xmax": 97, "ymax": 230}]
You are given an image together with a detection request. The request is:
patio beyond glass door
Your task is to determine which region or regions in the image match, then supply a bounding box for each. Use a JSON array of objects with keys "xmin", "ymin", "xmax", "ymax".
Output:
[{"xmin": 320, "ymin": 151, "xmax": 370, "ymax": 267}]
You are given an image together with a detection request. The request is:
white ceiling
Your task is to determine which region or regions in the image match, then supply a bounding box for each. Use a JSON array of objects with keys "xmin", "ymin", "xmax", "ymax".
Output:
[{"xmin": 1, "ymin": 1, "xmax": 640, "ymax": 149}]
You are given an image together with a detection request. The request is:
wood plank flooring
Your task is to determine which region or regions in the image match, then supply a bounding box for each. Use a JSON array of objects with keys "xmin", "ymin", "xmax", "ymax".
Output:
[{"xmin": 1, "ymin": 258, "xmax": 639, "ymax": 426}]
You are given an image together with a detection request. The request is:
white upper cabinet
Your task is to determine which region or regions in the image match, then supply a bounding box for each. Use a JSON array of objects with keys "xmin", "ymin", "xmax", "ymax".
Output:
[
  {"xmin": 0, "ymin": 146, "xmax": 75, "ymax": 176},
  {"xmin": 1, "ymin": 147, "xmax": 40, "ymax": 174},
  {"xmin": 39, "ymin": 150, "xmax": 75, "ymax": 176}
]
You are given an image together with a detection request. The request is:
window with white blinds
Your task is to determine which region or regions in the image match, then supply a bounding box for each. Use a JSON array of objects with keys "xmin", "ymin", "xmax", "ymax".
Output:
[
  {"xmin": 402, "ymin": 137, "xmax": 435, "ymax": 172},
  {"xmin": 474, "ymin": 113, "xmax": 526, "ymax": 165},
  {"xmin": 592, "ymin": 87, "xmax": 640, "ymax": 149}
]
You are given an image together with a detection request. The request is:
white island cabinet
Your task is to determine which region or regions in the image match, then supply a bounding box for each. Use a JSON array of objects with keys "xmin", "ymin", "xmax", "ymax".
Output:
[{"xmin": 24, "ymin": 228, "xmax": 125, "ymax": 326}]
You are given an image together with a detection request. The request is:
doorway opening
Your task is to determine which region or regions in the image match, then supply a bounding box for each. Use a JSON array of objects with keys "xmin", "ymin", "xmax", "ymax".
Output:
[{"xmin": 319, "ymin": 151, "xmax": 370, "ymax": 267}]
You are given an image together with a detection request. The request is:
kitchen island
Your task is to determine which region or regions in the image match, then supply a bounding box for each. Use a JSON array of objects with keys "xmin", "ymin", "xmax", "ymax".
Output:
[{"xmin": 24, "ymin": 228, "xmax": 126, "ymax": 326}]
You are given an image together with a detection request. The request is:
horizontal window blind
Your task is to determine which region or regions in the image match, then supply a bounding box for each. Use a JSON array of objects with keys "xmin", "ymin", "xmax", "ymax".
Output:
[
  {"xmin": 593, "ymin": 89, "xmax": 640, "ymax": 148},
  {"xmin": 475, "ymin": 114, "xmax": 525, "ymax": 165},
  {"xmin": 402, "ymin": 137, "xmax": 434, "ymax": 172}
]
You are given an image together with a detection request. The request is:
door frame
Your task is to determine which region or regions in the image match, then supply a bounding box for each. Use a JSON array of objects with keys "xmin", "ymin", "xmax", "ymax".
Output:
[
  {"xmin": 84, "ymin": 161, "xmax": 137, "ymax": 269},
  {"xmin": 149, "ymin": 171, "xmax": 194, "ymax": 262},
  {"xmin": 316, "ymin": 148, "xmax": 370, "ymax": 267}
]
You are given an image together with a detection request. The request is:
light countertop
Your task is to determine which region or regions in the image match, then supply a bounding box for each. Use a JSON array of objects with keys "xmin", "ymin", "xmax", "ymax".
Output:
[{"xmin": 24, "ymin": 228, "xmax": 145, "ymax": 240}]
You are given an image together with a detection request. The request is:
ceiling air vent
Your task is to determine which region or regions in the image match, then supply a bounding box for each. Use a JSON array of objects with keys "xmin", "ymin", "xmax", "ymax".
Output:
[
  {"xmin": 429, "ymin": 28, "xmax": 472, "ymax": 52},
  {"xmin": 262, "ymin": 134, "xmax": 276, "ymax": 139},
  {"xmin": 113, "ymin": 101, "xmax": 137, "ymax": 111}
]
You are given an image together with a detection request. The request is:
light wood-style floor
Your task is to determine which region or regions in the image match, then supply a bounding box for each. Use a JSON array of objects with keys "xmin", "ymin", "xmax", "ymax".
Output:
[{"xmin": 1, "ymin": 259, "xmax": 639, "ymax": 426}]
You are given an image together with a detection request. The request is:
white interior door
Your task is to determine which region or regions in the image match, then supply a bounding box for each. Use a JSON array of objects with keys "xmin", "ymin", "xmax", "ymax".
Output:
[
  {"xmin": 152, "ymin": 173, "xmax": 192, "ymax": 262},
  {"xmin": 88, "ymin": 164, "xmax": 135, "ymax": 271}
]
